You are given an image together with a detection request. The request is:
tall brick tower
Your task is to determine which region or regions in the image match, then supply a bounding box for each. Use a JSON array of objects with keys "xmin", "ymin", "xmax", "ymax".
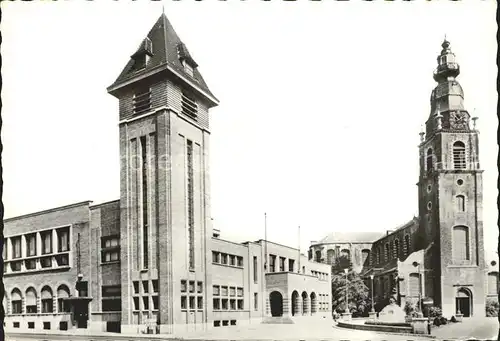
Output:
[
  {"xmin": 107, "ymin": 14, "xmax": 218, "ymax": 333},
  {"xmin": 417, "ymin": 39, "xmax": 485, "ymax": 318}
]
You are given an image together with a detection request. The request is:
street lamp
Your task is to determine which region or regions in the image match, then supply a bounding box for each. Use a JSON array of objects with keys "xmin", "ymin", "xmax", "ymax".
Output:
[
  {"xmin": 370, "ymin": 275, "xmax": 375, "ymax": 312},
  {"xmin": 412, "ymin": 261, "xmax": 423, "ymax": 317},
  {"xmin": 344, "ymin": 268, "xmax": 349, "ymax": 314}
]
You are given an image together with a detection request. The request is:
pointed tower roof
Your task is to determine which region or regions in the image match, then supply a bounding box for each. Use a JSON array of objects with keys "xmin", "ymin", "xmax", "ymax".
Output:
[{"xmin": 107, "ymin": 14, "xmax": 218, "ymax": 107}]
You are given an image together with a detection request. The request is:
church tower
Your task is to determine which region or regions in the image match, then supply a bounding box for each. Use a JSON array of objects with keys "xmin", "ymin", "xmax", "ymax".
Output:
[
  {"xmin": 107, "ymin": 14, "xmax": 218, "ymax": 333},
  {"xmin": 418, "ymin": 40, "xmax": 485, "ymax": 317}
]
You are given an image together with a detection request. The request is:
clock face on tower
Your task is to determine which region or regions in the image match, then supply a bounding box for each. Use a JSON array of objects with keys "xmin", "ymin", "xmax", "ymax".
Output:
[{"xmin": 451, "ymin": 111, "xmax": 468, "ymax": 130}]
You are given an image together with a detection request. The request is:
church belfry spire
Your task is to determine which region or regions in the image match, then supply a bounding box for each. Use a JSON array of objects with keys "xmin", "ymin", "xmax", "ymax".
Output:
[{"xmin": 426, "ymin": 39, "xmax": 470, "ymax": 135}]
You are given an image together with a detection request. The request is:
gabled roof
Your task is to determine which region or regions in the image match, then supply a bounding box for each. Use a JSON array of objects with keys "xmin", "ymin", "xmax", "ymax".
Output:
[
  {"xmin": 315, "ymin": 231, "xmax": 385, "ymax": 245},
  {"xmin": 107, "ymin": 13, "xmax": 217, "ymax": 105}
]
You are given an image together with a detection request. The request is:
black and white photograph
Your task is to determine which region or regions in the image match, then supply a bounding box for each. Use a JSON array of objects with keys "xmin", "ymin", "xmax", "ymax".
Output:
[{"xmin": 0, "ymin": 1, "xmax": 498, "ymax": 341}]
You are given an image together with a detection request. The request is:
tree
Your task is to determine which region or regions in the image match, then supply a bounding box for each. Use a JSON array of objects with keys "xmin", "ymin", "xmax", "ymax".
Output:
[{"xmin": 331, "ymin": 255, "xmax": 370, "ymax": 316}]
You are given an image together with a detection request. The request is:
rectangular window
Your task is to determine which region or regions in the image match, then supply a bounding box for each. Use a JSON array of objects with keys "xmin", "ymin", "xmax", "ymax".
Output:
[
  {"xmin": 229, "ymin": 287, "xmax": 236, "ymax": 297},
  {"xmin": 142, "ymin": 281, "xmax": 149, "ymax": 294},
  {"xmin": 213, "ymin": 285, "xmax": 220, "ymax": 296},
  {"xmin": 181, "ymin": 296, "xmax": 187, "ymax": 310},
  {"xmin": 102, "ymin": 285, "xmax": 121, "ymax": 297},
  {"xmin": 25, "ymin": 259, "xmax": 37, "ymax": 270},
  {"xmin": 102, "ymin": 299, "xmax": 122, "ymax": 312},
  {"xmin": 10, "ymin": 261, "xmax": 22, "ymax": 273},
  {"xmin": 187, "ymin": 140, "xmax": 195, "ymax": 270},
  {"xmin": 101, "ymin": 236, "xmax": 120, "ymax": 263},
  {"xmin": 28, "ymin": 322, "xmax": 35, "ymax": 329},
  {"xmin": 229, "ymin": 255, "xmax": 236, "ymax": 266},
  {"xmin": 141, "ymin": 136, "xmax": 149, "ymax": 270},
  {"xmin": 214, "ymin": 320, "xmax": 221, "ymax": 327},
  {"xmin": 222, "ymin": 320, "xmax": 229, "ymax": 326},
  {"xmin": 269, "ymin": 254, "xmax": 276, "ymax": 272},
  {"xmin": 230, "ymin": 299, "xmax": 236, "ymax": 310},
  {"xmin": 254, "ymin": 293, "xmax": 258, "ymax": 311},
  {"xmin": 221, "ymin": 299, "xmax": 228, "ymax": 310},
  {"xmin": 221, "ymin": 286, "xmax": 228, "ymax": 296},
  {"xmin": 181, "ymin": 280, "xmax": 187, "ymax": 293},
  {"xmin": 42, "ymin": 299, "xmax": 53, "ymax": 313},
  {"xmin": 221, "ymin": 254, "xmax": 228, "ymax": 265},
  {"xmin": 237, "ymin": 299, "xmax": 244, "ymax": 310},
  {"xmin": 152, "ymin": 280, "xmax": 158, "ymax": 293},
  {"xmin": 3, "ymin": 239, "xmax": 7, "ymax": 260},
  {"xmin": 40, "ymin": 256, "xmax": 52, "ymax": 268},
  {"xmin": 12, "ymin": 300, "xmax": 22, "ymax": 314},
  {"xmin": 288, "ymin": 259, "xmax": 295, "ymax": 272},
  {"xmin": 181, "ymin": 92, "xmax": 198, "ymax": 120},
  {"xmin": 231, "ymin": 320, "xmax": 237, "ymax": 326},
  {"xmin": 152, "ymin": 296, "xmax": 159, "ymax": 310},
  {"xmin": 197, "ymin": 296, "xmax": 203, "ymax": 310},
  {"xmin": 189, "ymin": 296, "xmax": 195, "ymax": 310},
  {"xmin": 57, "ymin": 227, "xmax": 70, "ymax": 252},
  {"xmin": 41, "ymin": 231, "xmax": 52, "ymax": 255},
  {"xmin": 189, "ymin": 281, "xmax": 195, "ymax": 293},
  {"xmin": 133, "ymin": 297, "xmax": 140, "ymax": 310},
  {"xmin": 133, "ymin": 281, "xmax": 140, "ymax": 294},
  {"xmin": 279, "ymin": 257, "xmax": 286, "ymax": 272},
  {"xmin": 212, "ymin": 251, "xmax": 220, "ymax": 263},
  {"xmin": 142, "ymin": 297, "xmax": 149, "ymax": 310},
  {"xmin": 197, "ymin": 281, "xmax": 203, "ymax": 293},
  {"xmin": 213, "ymin": 298, "xmax": 220, "ymax": 310},
  {"xmin": 133, "ymin": 89, "xmax": 151, "ymax": 115},
  {"xmin": 237, "ymin": 256, "xmax": 243, "ymax": 267},
  {"xmin": 237, "ymin": 287, "xmax": 243, "ymax": 297},
  {"xmin": 59, "ymin": 322, "xmax": 68, "ymax": 331},
  {"xmin": 13, "ymin": 322, "xmax": 20, "ymax": 328},
  {"xmin": 43, "ymin": 322, "xmax": 51, "ymax": 330},
  {"xmin": 253, "ymin": 256, "xmax": 258, "ymax": 283},
  {"xmin": 26, "ymin": 234, "xmax": 37, "ymax": 257},
  {"xmin": 12, "ymin": 236, "xmax": 22, "ymax": 259}
]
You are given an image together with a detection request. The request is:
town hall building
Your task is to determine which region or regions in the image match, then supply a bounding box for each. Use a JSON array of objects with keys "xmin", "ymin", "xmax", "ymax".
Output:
[{"xmin": 2, "ymin": 13, "xmax": 331, "ymax": 335}]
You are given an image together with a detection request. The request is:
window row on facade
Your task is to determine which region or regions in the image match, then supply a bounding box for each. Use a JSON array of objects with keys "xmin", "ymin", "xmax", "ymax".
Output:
[
  {"xmin": 212, "ymin": 251, "xmax": 244, "ymax": 268},
  {"xmin": 268, "ymin": 254, "xmax": 295, "ymax": 273},
  {"xmin": 373, "ymin": 234, "xmax": 411, "ymax": 265},
  {"xmin": 310, "ymin": 270, "xmax": 329, "ymax": 281},
  {"xmin": 180, "ymin": 279, "xmax": 203, "ymax": 311},
  {"xmin": 213, "ymin": 284, "xmax": 244, "ymax": 311},
  {"xmin": 6, "ymin": 285, "xmax": 71, "ymax": 315},
  {"xmin": 3, "ymin": 226, "xmax": 71, "ymax": 275},
  {"xmin": 132, "ymin": 280, "xmax": 159, "ymax": 312}
]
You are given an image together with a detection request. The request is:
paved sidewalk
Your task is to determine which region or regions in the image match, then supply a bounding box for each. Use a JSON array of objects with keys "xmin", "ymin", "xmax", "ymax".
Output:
[{"xmin": 431, "ymin": 316, "xmax": 498, "ymax": 340}]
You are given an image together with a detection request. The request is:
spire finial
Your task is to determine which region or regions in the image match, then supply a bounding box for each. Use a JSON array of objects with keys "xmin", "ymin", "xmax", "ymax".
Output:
[{"xmin": 162, "ymin": 4, "xmax": 165, "ymax": 14}]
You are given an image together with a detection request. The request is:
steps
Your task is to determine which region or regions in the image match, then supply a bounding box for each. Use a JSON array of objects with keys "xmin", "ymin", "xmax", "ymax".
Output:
[{"xmin": 261, "ymin": 316, "xmax": 295, "ymax": 324}]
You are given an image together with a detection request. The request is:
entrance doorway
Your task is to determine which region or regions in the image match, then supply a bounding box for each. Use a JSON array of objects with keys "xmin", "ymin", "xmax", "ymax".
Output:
[
  {"xmin": 269, "ymin": 291, "xmax": 283, "ymax": 317},
  {"xmin": 456, "ymin": 287, "xmax": 472, "ymax": 317}
]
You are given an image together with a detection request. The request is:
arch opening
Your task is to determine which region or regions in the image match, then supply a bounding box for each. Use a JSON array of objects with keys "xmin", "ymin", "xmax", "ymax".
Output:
[
  {"xmin": 291, "ymin": 291, "xmax": 300, "ymax": 316},
  {"xmin": 310, "ymin": 292, "xmax": 317, "ymax": 314},
  {"xmin": 301, "ymin": 291, "xmax": 309, "ymax": 316},
  {"xmin": 269, "ymin": 291, "xmax": 283, "ymax": 317},
  {"xmin": 456, "ymin": 287, "xmax": 472, "ymax": 317}
]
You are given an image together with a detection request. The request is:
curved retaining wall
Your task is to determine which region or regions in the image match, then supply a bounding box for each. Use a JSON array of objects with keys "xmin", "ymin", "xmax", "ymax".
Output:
[{"xmin": 337, "ymin": 321, "xmax": 413, "ymax": 334}]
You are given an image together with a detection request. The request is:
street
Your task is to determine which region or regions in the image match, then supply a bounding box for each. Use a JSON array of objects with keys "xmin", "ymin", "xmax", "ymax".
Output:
[
  {"xmin": 431, "ymin": 316, "xmax": 498, "ymax": 340},
  {"xmin": 5, "ymin": 320, "xmax": 433, "ymax": 341}
]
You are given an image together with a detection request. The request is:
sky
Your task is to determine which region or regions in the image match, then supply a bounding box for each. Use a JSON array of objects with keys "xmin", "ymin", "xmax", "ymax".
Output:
[{"xmin": 1, "ymin": 1, "xmax": 498, "ymax": 259}]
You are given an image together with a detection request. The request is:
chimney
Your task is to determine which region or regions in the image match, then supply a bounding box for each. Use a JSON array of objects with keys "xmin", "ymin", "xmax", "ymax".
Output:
[{"xmin": 386, "ymin": 230, "xmax": 394, "ymax": 236}]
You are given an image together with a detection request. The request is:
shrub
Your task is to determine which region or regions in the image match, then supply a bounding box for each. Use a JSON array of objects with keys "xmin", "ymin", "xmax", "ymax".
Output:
[
  {"xmin": 450, "ymin": 315, "xmax": 457, "ymax": 323},
  {"xmin": 439, "ymin": 316, "xmax": 447, "ymax": 325},
  {"xmin": 428, "ymin": 306, "xmax": 442, "ymax": 318},
  {"xmin": 404, "ymin": 301, "xmax": 416, "ymax": 316},
  {"xmin": 486, "ymin": 299, "xmax": 499, "ymax": 317},
  {"xmin": 433, "ymin": 318, "xmax": 441, "ymax": 326}
]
